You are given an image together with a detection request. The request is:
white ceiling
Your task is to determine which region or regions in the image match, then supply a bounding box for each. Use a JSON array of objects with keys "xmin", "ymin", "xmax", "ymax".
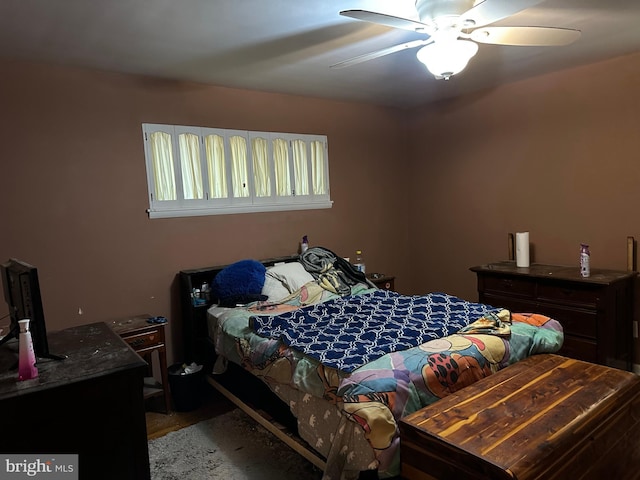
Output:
[{"xmin": 1, "ymin": 0, "xmax": 639, "ymax": 108}]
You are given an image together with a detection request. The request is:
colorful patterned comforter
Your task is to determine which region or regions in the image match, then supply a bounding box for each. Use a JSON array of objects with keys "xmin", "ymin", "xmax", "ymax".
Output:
[{"xmin": 207, "ymin": 282, "xmax": 564, "ymax": 479}]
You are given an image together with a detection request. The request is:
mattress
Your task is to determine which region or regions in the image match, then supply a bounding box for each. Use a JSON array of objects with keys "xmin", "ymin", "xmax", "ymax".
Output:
[{"xmin": 206, "ymin": 281, "xmax": 564, "ymax": 479}]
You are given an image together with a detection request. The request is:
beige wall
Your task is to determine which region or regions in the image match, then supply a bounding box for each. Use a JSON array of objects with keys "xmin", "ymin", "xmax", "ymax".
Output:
[
  {"xmin": 406, "ymin": 51, "xmax": 640, "ymax": 298},
  {"xmin": 406, "ymin": 51, "xmax": 640, "ymax": 364},
  {"xmin": 2, "ymin": 51, "xmax": 639, "ymax": 364},
  {"xmin": 0, "ymin": 59, "xmax": 410, "ymax": 362}
]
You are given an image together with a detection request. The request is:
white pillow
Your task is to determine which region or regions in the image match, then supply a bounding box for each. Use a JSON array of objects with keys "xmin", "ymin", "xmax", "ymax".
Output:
[
  {"xmin": 266, "ymin": 262, "xmax": 315, "ymax": 293},
  {"xmin": 261, "ymin": 274, "xmax": 291, "ymax": 302}
]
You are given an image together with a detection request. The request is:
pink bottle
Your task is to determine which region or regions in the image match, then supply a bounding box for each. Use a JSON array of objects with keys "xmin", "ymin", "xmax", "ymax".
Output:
[{"xmin": 18, "ymin": 319, "xmax": 39, "ymax": 381}]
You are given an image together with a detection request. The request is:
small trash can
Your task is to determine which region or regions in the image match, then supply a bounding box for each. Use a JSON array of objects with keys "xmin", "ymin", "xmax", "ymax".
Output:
[{"xmin": 168, "ymin": 362, "xmax": 204, "ymax": 412}]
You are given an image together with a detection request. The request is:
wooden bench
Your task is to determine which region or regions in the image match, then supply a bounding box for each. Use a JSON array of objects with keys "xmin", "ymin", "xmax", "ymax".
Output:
[{"xmin": 399, "ymin": 354, "xmax": 640, "ymax": 480}]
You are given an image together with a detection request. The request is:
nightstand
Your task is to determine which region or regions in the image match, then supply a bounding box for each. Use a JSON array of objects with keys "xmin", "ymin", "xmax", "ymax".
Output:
[
  {"xmin": 367, "ymin": 273, "xmax": 395, "ymax": 291},
  {"xmin": 111, "ymin": 314, "xmax": 171, "ymax": 413}
]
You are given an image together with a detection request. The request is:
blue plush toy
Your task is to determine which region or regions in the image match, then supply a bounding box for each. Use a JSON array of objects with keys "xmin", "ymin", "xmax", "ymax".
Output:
[{"xmin": 212, "ymin": 259, "xmax": 267, "ymax": 307}]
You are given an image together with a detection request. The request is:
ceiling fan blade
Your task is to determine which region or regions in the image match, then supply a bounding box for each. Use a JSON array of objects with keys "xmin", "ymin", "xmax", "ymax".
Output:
[
  {"xmin": 461, "ymin": 0, "xmax": 545, "ymax": 29},
  {"xmin": 340, "ymin": 9, "xmax": 434, "ymax": 34},
  {"xmin": 468, "ymin": 26, "xmax": 581, "ymax": 46},
  {"xmin": 330, "ymin": 39, "xmax": 433, "ymax": 69}
]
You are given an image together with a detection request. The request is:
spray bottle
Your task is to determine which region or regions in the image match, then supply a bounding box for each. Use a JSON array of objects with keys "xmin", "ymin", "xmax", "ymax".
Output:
[
  {"xmin": 301, "ymin": 235, "xmax": 309, "ymax": 253},
  {"xmin": 580, "ymin": 243, "xmax": 590, "ymax": 278},
  {"xmin": 18, "ymin": 319, "xmax": 39, "ymax": 381}
]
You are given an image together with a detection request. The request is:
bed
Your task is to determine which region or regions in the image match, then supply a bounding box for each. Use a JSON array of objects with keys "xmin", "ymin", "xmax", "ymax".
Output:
[{"xmin": 179, "ymin": 249, "xmax": 564, "ymax": 480}]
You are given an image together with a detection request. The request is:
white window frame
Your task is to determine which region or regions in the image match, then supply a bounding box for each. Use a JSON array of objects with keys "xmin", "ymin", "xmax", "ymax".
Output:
[{"xmin": 142, "ymin": 124, "xmax": 332, "ymax": 218}]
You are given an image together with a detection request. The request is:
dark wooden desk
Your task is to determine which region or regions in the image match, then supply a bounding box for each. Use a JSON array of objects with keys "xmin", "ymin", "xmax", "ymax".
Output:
[{"xmin": 0, "ymin": 322, "xmax": 150, "ymax": 480}]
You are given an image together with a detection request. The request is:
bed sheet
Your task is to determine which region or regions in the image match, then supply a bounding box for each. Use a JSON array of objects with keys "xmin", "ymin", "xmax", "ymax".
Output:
[
  {"xmin": 209, "ymin": 282, "xmax": 366, "ymax": 397},
  {"xmin": 207, "ymin": 282, "xmax": 564, "ymax": 479}
]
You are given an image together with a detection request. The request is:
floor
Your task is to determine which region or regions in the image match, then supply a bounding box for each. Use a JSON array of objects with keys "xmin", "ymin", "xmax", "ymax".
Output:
[
  {"xmin": 145, "ymin": 385, "xmax": 235, "ymax": 440},
  {"xmin": 144, "ymin": 381, "xmax": 392, "ymax": 480}
]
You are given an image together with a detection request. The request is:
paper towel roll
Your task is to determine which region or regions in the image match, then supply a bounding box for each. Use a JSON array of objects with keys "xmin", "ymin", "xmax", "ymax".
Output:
[{"xmin": 516, "ymin": 232, "xmax": 530, "ymax": 267}]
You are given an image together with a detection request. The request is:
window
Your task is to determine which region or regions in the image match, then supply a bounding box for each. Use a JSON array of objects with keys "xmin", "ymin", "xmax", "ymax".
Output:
[{"xmin": 142, "ymin": 124, "xmax": 331, "ymax": 218}]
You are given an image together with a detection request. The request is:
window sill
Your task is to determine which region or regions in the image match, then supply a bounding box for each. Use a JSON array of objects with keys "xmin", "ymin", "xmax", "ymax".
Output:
[{"xmin": 147, "ymin": 200, "xmax": 333, "ymax": 219}]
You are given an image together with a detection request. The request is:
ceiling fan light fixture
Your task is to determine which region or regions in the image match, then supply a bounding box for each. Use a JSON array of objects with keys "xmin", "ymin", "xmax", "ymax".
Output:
[{"xmin": 416, "ymin": 39, "xmax": 479, "ymax": 80}]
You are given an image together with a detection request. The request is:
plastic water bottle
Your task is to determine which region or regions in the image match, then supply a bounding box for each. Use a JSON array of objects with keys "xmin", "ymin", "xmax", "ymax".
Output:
[
  {"xmin": 354, "ymin": 250, "xmax": 366, "ymax": 274},
  {"xmin": 580, "ymin": 243, "xmax": 590, "ymax": 278}
]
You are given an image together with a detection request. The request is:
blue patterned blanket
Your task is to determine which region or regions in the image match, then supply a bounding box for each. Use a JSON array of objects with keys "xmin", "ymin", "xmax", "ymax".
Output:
[{"xmin": 250, "ymin": 290, "xmax": 500, "ymax": 372}]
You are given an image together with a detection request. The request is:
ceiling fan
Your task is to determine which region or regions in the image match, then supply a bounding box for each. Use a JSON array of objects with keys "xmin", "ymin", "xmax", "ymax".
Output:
[{"xmin": 332, "ymin": 0, "xmax": 581, "ymax": 80}]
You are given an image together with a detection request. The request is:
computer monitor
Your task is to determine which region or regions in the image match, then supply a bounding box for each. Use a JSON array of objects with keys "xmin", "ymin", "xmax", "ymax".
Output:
[{"xmin": 0, "ymin": 258, "xmax": 63, "ymax": 361}]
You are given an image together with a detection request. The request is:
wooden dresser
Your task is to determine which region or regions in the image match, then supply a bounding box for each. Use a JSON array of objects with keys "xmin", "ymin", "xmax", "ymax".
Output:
[
  {"xmin": 470, "ymin": 262, "xmax": 636, "ymax": 370},
  {"xmin": 400, "ymin": 354, "xmax": 640, "ymax": 480},
  {"xmin": 0, "ymin": 322, "xmax": 150, "ymax": 480}
]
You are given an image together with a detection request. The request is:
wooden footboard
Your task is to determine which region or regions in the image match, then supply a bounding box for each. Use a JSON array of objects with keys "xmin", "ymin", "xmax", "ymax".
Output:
[{"xmin": 206, "ymin": 374, "xmax": 327, "ymax": 471}]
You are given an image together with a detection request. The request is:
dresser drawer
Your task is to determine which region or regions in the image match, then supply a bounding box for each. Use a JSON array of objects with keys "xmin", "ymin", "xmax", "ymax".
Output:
[
  {"xmin": 122, "ymin": 329, "xmax": 164, "ymax": 351},
  {"xmin": 537, "ymin": 283, "xmax": 600, "ymax": 308},
  {"xmin": 559, "ymin": 335, "xmax": 598, "ymax": 363},
  {"xmin": 481, "ymin": 275, "xmax": 536, "ymax": 298},
  {"xmin": 531, "ymin": 304, "xmax": 597, "ymax": 339},
  {"xmin": 484, "ymin": 296, "xmax": 598, "ymax": 339},
  {"xmin": 479, "ymin": 294, "xmax": 537, "ymax": 314}
]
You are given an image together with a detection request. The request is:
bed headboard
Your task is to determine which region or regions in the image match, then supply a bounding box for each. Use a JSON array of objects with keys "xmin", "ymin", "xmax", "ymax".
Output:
[{"xmin": 178, "ymin": 255, "xmax": 299, "ymax": 365}]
